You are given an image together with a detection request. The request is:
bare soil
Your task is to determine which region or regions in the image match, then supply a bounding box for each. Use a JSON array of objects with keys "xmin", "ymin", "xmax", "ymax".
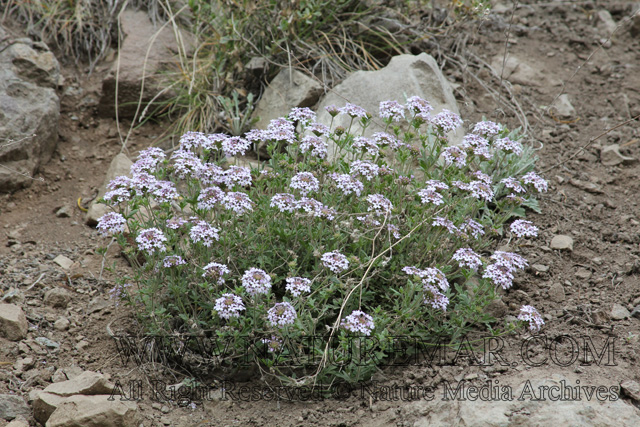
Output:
[{"xmin": 1, "ymin": 1, "xmax": 640, "ymax": 426}]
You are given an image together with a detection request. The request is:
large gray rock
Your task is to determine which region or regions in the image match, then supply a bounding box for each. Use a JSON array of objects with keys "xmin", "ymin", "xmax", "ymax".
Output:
[
  {"xmin": 315, "ymin": 53, "xmax": 462, "ymax": 161},
  {"xmin": 99, "ymin": 10, "xmax": 191, "ymax": 118},
  {"xmin": 408, "ymin": 374, "xmax": 640, "ymax": 426},
  {"xmin": 0, "ymin": 303, "xmax": 28, "ymax": 341},
  {"xmin": 42, "ymin": 371, "xmax": 115, "ymax": 397},
  {"xmin": 45, "ymin": 395, "xmax": 139, "ymax": 427},
  {"xmin": 85, "ymin": 153, "xmax": 133, "ymax": 226},
  {"xmin": 0, "ymin": 394, "xmax": 30, "ymax": 421},
  {"xmin": 0, "ymin": 25, "xmax": 60, "ymax": 192}
]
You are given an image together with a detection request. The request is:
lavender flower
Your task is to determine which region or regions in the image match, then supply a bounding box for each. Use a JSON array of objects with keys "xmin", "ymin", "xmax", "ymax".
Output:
[
  {"xmin": 130, "ymin": 172, "xmax": 159, "ymax": 194},
  {"xmin": 267, "ymin": 118, "xmax": 296, "ymax": 143},
  {"xmin": 452, "ymin": 248, "xmax": 482, "ymax": 271},
  {"xmin": 171, "ymin": 149, "xmax": 202, "ymax": 179},
  {"xmin": 472, "ymin": 121, "xmax": 501, "ymax": 137},
  {"xmin": 290, "ymin": 172, "xmax": 320, "ymax": 196},
  {"xmin": 442, "ymin": 146, "xmax": 467, "ymax": 168},
  {"xmin": 271, "ymin": 193, "xmax": 298, "ymax": 213},
  {"xmin": 387, "ymin": 224, "xmax": 401, "ymax": 239},
  {"xmin": 482, "ymin": 263, "xmax": 515, "ymax": 289},
  {"xmin": 339, "ymin": 103, "xmax": 368, "ymax": 118},
  {"xmin": 331, "ymin": 173, "xmax": 364, "ymax": 196},
  {"xmin": 189, "ymin": 220, "xmax": 220, "ymax": 247},
  {"xmin": 341, "ymin": 310, "xmax": 375, "ymax": 336},
  {"xmin": 366, "ymin": 194, "xmax": 393, "ymax": 215},
  {"xmin": 372, "ymin": 132, "xmax": 402, "ymax": 149},
  {"xmin": 109, "ymin": 283, "xmax": 132, "ymax": 307},
  {"xmin": 379, "ymin": 100, "xmax": 405, "ymax": 121},
  {"xmin": 166, "ymin": 217, "xmax": 187, "ymax": 230},
  {"xmin": 244, "ymin": 128, "xmax": 269, "ymax": 146},
  {"xmin": 136, "ymin": 228, "xmax": 167, "ymax": 254},
  {"xmin": 222, "ymin": 192, "xmax": 254, "ymax": 215},
  {"xmin": 473, "ymin": 171, "xmax": 492, "ymax": 184},
  {"xmin": 402, "ymin": 266, "xmax": 448, "ymax": 291},
  {"xmin": 222, "ymin": 136, "xmax": 251, "ymax": 156},
  {"xmin": 460, "ymin": 219, "xmax": 485, "ymax": 239},
  {"xmin": 432, "ymin": 216, "xmax": 458, "ymax": 235},
  {"xmin": 425, "ymin": 180, "xmax": 449, "ymax": 191},
  {"xmin": 197, "ymin": 186, "xmax": 225, "ymax": 210},
  {"xmin": 308, "ymin": 122, "xmax": 330, "ymax": 136},
  {"xmin": 522, "ymin": 172, "xmax": 548, "ymax": 192},
  {"xmin": 501, "ymin": 177, "xmax": 526, "ymax": 193},
  {"xmin": 152, "ymin": 180, "xmax": 179, "ymax": 203},
  {"xmin": 205, "ymin": 133, "xmax": 227, "ymax": 151},
  {"xmin": 97, "ymin": 212, "xmax": 127, "ymax": 236},
  {"xmin": 289, "ymin": 107, "xmax": 316, "ymax": 125},
  {"xmin": 352, "ymin": 137, "xmax": 379, "ymax": 156},
  {"xmin": 406, "ymin": 96, "xmax": 433, "ymax": 120},
  {"xmin": 430, "ymin": 109, "xmax": 462, "ymax": 133},
  {"xmin": 261, "ymin": 335, "xmax": 284, "ymax": 353},
  {"xmin": 321, "ymin": 251, "xmax": 349, "ymax": 274},
  {"xmin": 163, "ymin": 255, "xmax": 186, "ymax": 268},
  {"xmin": 518, "ymin": 305, "xmax": 544, "ymax": 332},
  {"xmin": 226, "ymin": 166, "xmax": 252, "ymax": 187},
  {"xmin": 357, "ymin": 215, "xmax": 381, "ymax": 228},
  {"xmin": 267, "ymin": 302, "xmax": 297, "ymax": 327},
  {"xmin": 325, "ymin": 104, "xmax": 339, "ymax": 117},
  {"xmin": 197, "ymin": 163, "xmax": 227, "ymax": 186},
  {"xmin": 214, "ymin": 293, "xmax": 245, "ymax": 319},
  {"xmin": 491, "ymin": 251, "xmax": 528, "ymax": 270},
  {"xmin": 423, "ymin": 284, "xmax": 449, "ymax": 311},
  {"xmin": 418, "ymin": 188, "xmax": 444, "ymax": 205},
  {"xmin": 242, "ymin": 268, "xmax": 272, "ymax": 296},
  {"xmin": 297, "ymin": 197, "xmax": 323, "ymax": 215},
  {"xmin": 131, "ymin": 148, "xmax": 164, "ymax": 174},
  {"xmin": 299, "ymin": 135, "xmax": 328, "ymax": 159},
  {"xmin": 350, "ymin": 160, "xmax": 379, "ymax": 181},
  {"xmin": 510, "ymin": 219, "xmax": 538, "ymax": 238},
  {"xmin": 179, "ymin": 131, "xmax": 210, "ymax": 151},
  {"xmin": 202, "ymin": 262, "xmax": 230, "ymax": 285},
  {"xmin": 469, "ymin": 180, "xmax": 494, "ymax": 202},
  {"xmin": 285, "ymin": 277, "xmax": 312, "ymax": 297},
  {"xmin": 494, "ymin": 137, "xmax": 523, "ymax": 155}
]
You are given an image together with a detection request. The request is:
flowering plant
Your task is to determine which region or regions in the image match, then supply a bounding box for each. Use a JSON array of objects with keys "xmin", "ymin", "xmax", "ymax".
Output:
[{"xmin": 99, "ymin": 97, "xmax": 546, "ymax": 385}]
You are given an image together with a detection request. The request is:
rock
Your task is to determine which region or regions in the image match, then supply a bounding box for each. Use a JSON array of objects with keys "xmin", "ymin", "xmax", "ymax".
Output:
[
  {"xmin": 490, "ymin": 54, "xmax": 561, "ymax": 87},
  {"xmin": 315, "ymin": 53, "xmax": 462, "ymax": 160},
  {"xmin": 0, "ymin": 303, "xmax": 28, "ymax": 341},
  {"xmin": 13, "ymin": 357, "xmax": 34, "ymax": 374},
  {"xmin": 548, "ymin": 283, "xmax": 566, "ymax": 303},
  {"xmin": 631, "ymin": 305, "xmax": 640, "ymax": 319},
  {"xmin": 0, "ymin": 25, "xmax": 60, "ymax": 193},
  {"xmin": 35, "ymin": 336, "xmax": 60, "ymax": 349},
  {"xmin": 550, "ymin": 235, "xmax": 573, "ymax": 251},
  {"xmin": 55, "ymin": 205, "xmax": 72, "ymax": 218},
  {"xmin": 6, "ymin": 415, "xmax": 29, "ymax": 427},
  {"xmin": 410, "ymin": 374, "xmax": 640, "ymax": 426},
  {"xmin": 99, "ymin": 10, "xmax": 192, "ymax": 118},
  {"xmin": 610, "ymin": 303, "xmax": 630, "ymax": 320},
  {"xmin": 569, "ymin": 178, "xmax": 604, "ymax": 194},
  {"xmin": 88, "ymin": 297, "xmax": 110, "ymax": 314},
  {"xmin": 50, "ymin": 367, "xmax": 84, "ymax": 384},
  {"xmin": 631, "ymin": 10, "xmax": 640, "ymax": 37},
  {"xmin": 33, "ymin": 391, "xmax": 66, "ymax": 425},
  {"xmin": 252, "ymin": 68, "xmax": 323, "ymax": 131},
  {"xmin": 85, "ymin": 153, "xmax": 133, "ymax": 226},
  {"xmin": 552, "ymin": 94, "xmax": 576, "ymax": 118},
  {"xmin": 44, "ymin": 287, "xmax": 71, "ymax": 308},
  {"xmin": 595, "ymin": 10, "xmax": 617, "ymax": 37},
  {"xmin": 0, "ymin": 394, "xmax": 30, "ymax": 421},
  {"xmin": 621, "ymin": 380, "xmax": 640, "ymax": 402},
  {"xmin": 485, "ymin": 298, "xmax": 507, "ymax": 318},
  {"xmin": 531, "ymin": 264, "xmax": 549, "ymax": 273},
  {"xmin": 575, "ymin": 268, "xmax": 592, "ymax": 280},
  {"xmin": 600, "ymin": 144, "xmax": 635, "ymax": 166},
  {"xmin": 43, "ymin": 371, "xmax": 115, "ymax": 397},
  {"xmin": 46, "ymin": 395, "xmax": 139, "ymax": 427},
  {"xmin": 53, "ymin": 255, "xmax": 74, "ymax": 270},
  {"xmin": 54, "ymin": 317, "xmax": 70, "ymax": 331}
]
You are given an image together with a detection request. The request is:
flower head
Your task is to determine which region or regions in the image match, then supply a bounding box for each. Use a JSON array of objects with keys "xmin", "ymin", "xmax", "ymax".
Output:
[
  {"xmin": 341, "ymin": 310, "xmax": 375, "ymax": 335},
  {"xmin": 339, "ymin": 103, "xmax": 368, "ymax": 118},
  {"xmin": 267, "ymin": 302, "xmax": 297, "ymax": 327},
  {"xmin": 331, "ymin": 173, "xmax": 364, "ymax": 196},
  {"xmin": 222, "ymin": 192, "xmax": 254, "ymax": 215},
  {"xmin": 460, "ymin": 218, "xmax": 485, "ymax": 239},
  {"xmin": 321, "ymin": 251, "xmax": 349, "ymax": 274},
  {"xmin": 406, "ymin": 96, "xmax": 433, "ymax": 119},
  {"xmin": 285, "ymin": 277, "xmax": 312, "ymax": 297},
  {"xmin": 171, "ymin": 149, "xmax": 202, "ymax": 179},
  {"xmin": 379, "ymin": 100, "xmax": 405, "ymax": 121},
  {"xmin": 510, "ymin": 219, "xmax": 538, "ymax": 238},
  {"xmin": 518, "ymin": 305, "xmax": 544, "ymax": 332},
  {"xmin": 366, "ymin": 194, "xmax": 393, "ymax": 215},
  {"xmin": 423, "ymin": 284, "xmax": 449, "ymax": 311},
  {"xmin": 242, "ymin": 268, "xmax": 272, "ymax": 296},
  {"xmin": 494, "ymin": 137, "xmax": 523, "ymax": 155},
  {"xmin": 482, "ymin": 263, "xmax": 515, "ymax": 289},
  {"xmin": 179, "ymin": 131, "xmax": 210, "ymax": 151},
  {"xmin": 472, "ymin": 121, "xmax": 501, "ymax": 137},
  {"xmin": 491, "ymin": 251, "xmax": 528, "ymax": 270},
  {"xmin": 222, "ymin": 136, "xmax": 251, "ymax": 156},
  {"xmin": 151, "ymin": 181, "xmax": 179, "ymax": 203},
  {"xmin": 290, "ymin": 172, "xmax": 320, "ymax": 196},
  {"xmin": 432, "ymin": 216, "xmax": 458, "ymax": 235},
  {"xmin": 163, "ymin": 255, "xmax": 186, "ymax": 268},
  {"xmin": 214, "ymin": 293, "xmax": 245, "ymax": 319},
  {"xmin": 136, "ymin": 228, "xmax": 167, "ymax": 254},
  {"xmin": 166, "ymin": 217, "xmax": 187, "ymax": 230},
  {"xmin": 452, "ymin": 248, "xmax": 482, "ymax": 271},
  {"xmin": 197, "ymin": 163, "xmax": 227, "ymax": 186},
  {"xmin": 202, "ymin": 262, "xmax": 230, "ymax": 285},
  {"xmin": 350, "ymin": 160, "xmax": 379, "ymax": 181},
  {"xmin": 522, "ymin": 172, "xmax": 548, "ymax": 192},
  {"xmin": 96, "ymin": 212, "xmax": 127, "ymax": 236},
  {"xmin": 189, "ymin": 220, "xmax": 220, "ymax": 247},
  {"xmin": 352, "ymin": 137, "xmax": 379, "ymax": 156},
  {"xmin": 225, "ymin": 166, "xmax": 252, "ymax": 188},
  {"xmin": 431, "ymin": 109, "xmax": 462, "ymax": 133},
  {"xmin": 442, "ymin": 146, "xmax": 467, "ymax": 168},
  {"xmin": 299, "ymin": 135, "xmax": 328, "ymax": 159},
  {"xmin": 501, "ymin": 177, "xmax": 526, "ymax": 193},
  {"xmin": 271, "ymin": 193, "xmax": 298, "ymax": 213},
  {"xmin": 289, "ymin": 107, "xmax": 316, "ymax": 125},
  {"xmin": 197, "ymin": 186, "xmax": 225, "ymax": 210}
]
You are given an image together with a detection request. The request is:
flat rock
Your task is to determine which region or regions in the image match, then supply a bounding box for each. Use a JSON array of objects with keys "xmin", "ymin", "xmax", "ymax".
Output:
[
  {"xmin": 45, "ymin": 395, "xmax": 139, "ymax": 427},
  {"xmin": 6, "ymin": 415, "xmax": 29, "ymax": 427},
  {"xmin": 85, "ymin": 153, "xmax": 133, "ymax": 226},
  {"xmin": 531, "ymin": 264, "xmax": 549, "ymax": 273},
  {"xmin": 610, "ymin": 303, "xmax": 630, "ymax": 320},
  {"xmin": 33, "ymin": 391, "xmax": 67, "ymax": 424},
  {"xmin": 621, "ymin": 380, "xmax": 640, "ymax": 402},
  {"xmin": 0, "ymin": 25, "xmax": 60, "ymax": 192},
  {"xmin": 552, "ymin": 94, "xmax": 576, "ymax": 118},
  {"xmin": 0, "ymin": 303, "xmax": 29, "ymax": 341},
  {"xmin": 43, "ymin": 371, "xmax": 115, "ymax": 397},
  {"xmin": 631, "ymin": 305, "xmax": 640, "ymax": 319},
  {"xmin": 315, "ymin": 53, "xmax": 462, "ymax": 161},
  {"xmin": 600, "ymin": 144, "xmax": 635, "ymax": 166},
  {"xmin": 550, "ymin": 235, "xmax": 574, "ymax": 251},
  {"xmin": 0, "ymin": 394, "xmax": 30, "ymax": 421},
  {"xmin": 595, "ymin": 10, "xmax": 617, "ymax": 37},
  {"xmin": 491, "ymin": 54, "xmax": 561, "ymax": 87},
  {"xmin": 44, "ymin": 287, "xmax": 71, "ymax": 308},
  {"xmin": 548, "ymin": 283, "xmax": 566, "ymax": 303},
  {"xmin": 54, "ymin": 317, "xmax": 70, "ymax": 331},
  {"xmin": 53, "ymin": 255, "xmax": 74, "ymax": 270}
]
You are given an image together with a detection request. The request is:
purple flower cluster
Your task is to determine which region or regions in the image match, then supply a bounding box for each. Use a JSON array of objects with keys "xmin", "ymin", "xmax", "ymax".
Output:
[
  {"xmin": 285, "ymin": 277, "xmax": 311, "ymax": 297},
  {"xmin": 214, "ymin": 293, "xmax": 245, "ymax": 319},
  {"xmin": 522, "ymin": 172, "xmax": 548, "ymax": 192},
  {"xmin": 131, "ymin": 147, "xmax": 165, "ymax": 174},
  {"xmin": 372, "ymin": 132, "xmax": 402, "ymax": 150},
  {"xmin": 350, "ymin": 160, "xmax": 379, "ymax": 181},
  {"xmin": 352, "ymin": 137, "xmax": 379, "ymax": 156},
  {"xmin": 222, "ymin": 192, "xmax": 254, "ymax": 215},
  {"xmin": 189, "ymin": 220, "xmax": 220, "ymax": 247},
  {"xmin": 367, "ymin": 194, "xmax": 393, "ymax": 215},
  {"xmin": 136, "ymin": 228, "xmax": 167, "ymax": 254},
  {"xmin": 432, "ymin": 216, "xmax": 458, "ymax": 235},
  {"xmin": 109, "ymin": 283, "xmax": 132, "ymax": 306},
  {"xmin": 197, "ymin": 163, "xmax": 227, "ymax": 186},
  {"xmin": 341, "ymin": 310, "xmax": 375, "ymax": 335},
  {"xmin": 104, "ymin": 176, "xmax": 133, "ymax": 204},
  {"xmin": 431, "ymin": 109, "xmax": 462, "ymax": 133},
  {"xmin": 379, "ymin": 100, "xmax": 405, "ymax": 121},
  {"xmin": 406, "ymin": 96, "xmax": 433, "ymax": 120},
  {"xmin": 222, "ymin": 136, "xmax": 251, "ymax": 156},
  {"xmin": 166, "ymin": 217, "xmax": 187, "ymax": 229},
  {"xmin": 321, "ymin": 251, "xmax": 349, "ymax": 274},
  {"xmin": 271, "ymin": 193, "xmax": 298, "ymax": 213},
  {"xmin": 452, "ymin": 248, "xmax": 482, "ymax": 271},
  {"xmin": 518, "ymin": 305, "xmax": 544, "ymax": 332},
  {"xmin": 331, "ymin": 173, "xmax": 364, "ymax": 196},
  {"xmin": 290, "ymin": 172, "xmax": 320, "ymax": 196},
  {"xmin": 202, "ymin": 262, "xmax": 230, "ymax": 285},
  {"xmin": 197, "ymin": 186, "xmax": 225, "ymax": 210},
  {"xmin": 242, "ymin": 268, "xmax": 272, "ymax": 296},
  {"xmin": 339, "ymin": 103, "xmax": 368, "ymax": 118},
  {"xmin": 494, "ymin": 137, "xmax": 523, "ymax": 155},
  {"xmin": 289, "ymin": 107, "xmax": 316, "ymax": 125},
  {"xmin": 163, "ymin": 255, "xmax": 186, "ymax": 268},
  {"xmin": 418, "ymin": 180, "xmax": 449, "ymax": 206},
  {"xmin": 226, "ymin": 166, "xmax": 252, "ymax": 187},
  {"xmin": 423, "ymin": 284, "xmax": 449, "ymax": 311},
  {"xmin": 171, "ymin": 149, "xmax": 202, "ymax": 179},
  {"xmin": 483, "ymin": 251, "xmax": 528, "ymax": 289},
  {"xmin": 442, "ymin": 146, "xmax": 467, "ymax": 168},
  {"xmin": 97, "ymin": 212, "xmax": 127, "ymax": 236},
  {"xmin": 472, "ymin": 121, "xmax": 501, "ymax": 137},
  {"xmin": 460, "ymin": 218, "xmax": 485, "ymax": 239},
  {"xmin": 151, "ymin": 181, "xmax": 179, "ymax": 203},
  {"xmin": 510, "ymin": 219, "xmax": 538, "ymax": 238},
  {"xmin": 299, "ymin": 135, "xmax": 328, "ymax": 159},
  {"xmin": 501, "ymin": 177, "xmax": 526, "ymax": 193},
  {"xmin": 402, "ymin": 266, "xmax": 449, "ymax": 291},
  {"xmin": 267, "ymin": 302, "xmax": 297, "ymax": 327}
]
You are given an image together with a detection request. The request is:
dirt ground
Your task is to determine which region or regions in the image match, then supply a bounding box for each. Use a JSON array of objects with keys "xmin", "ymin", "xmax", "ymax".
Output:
[{"xmin": 1, "ymin": 1, "xmax": 640, "ymax": 426}]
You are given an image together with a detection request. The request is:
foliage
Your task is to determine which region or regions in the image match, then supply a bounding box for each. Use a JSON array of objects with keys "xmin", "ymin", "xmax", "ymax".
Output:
[{"xmin": 98, "ymin": 97, "xmax": 545, "ymax": 385}]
